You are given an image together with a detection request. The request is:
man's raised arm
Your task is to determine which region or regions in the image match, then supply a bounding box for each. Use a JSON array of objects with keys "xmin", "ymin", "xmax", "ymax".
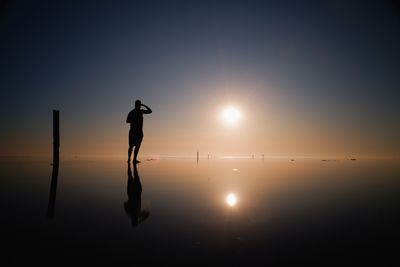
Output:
[{"xmin": 141, "ymin": 104, "xmax": 152, "ymax": 114}]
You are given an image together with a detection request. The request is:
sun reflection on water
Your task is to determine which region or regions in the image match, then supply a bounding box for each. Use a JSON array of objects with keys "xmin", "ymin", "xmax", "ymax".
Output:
[{"xmin": 226, "ymin": 193, "xmax": 238, "ymax": 207}]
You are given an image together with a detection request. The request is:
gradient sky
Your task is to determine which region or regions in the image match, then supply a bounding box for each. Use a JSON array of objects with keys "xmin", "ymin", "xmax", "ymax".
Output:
[{"xmin": 1, "ymin": 0, "xmax": 400, "ymax": 158}]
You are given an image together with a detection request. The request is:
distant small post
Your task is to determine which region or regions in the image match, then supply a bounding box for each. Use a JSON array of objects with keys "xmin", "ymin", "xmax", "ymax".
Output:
[
  {"xmin": 53, "ymin": 110, "xmax": 59, "ymax": 164},
  {"xmin": 197, "ymin": 151, "xmax": 199, "ymax": 164}
]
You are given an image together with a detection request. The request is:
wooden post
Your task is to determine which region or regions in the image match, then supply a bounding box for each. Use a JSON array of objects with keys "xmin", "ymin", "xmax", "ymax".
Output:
[
  {"xmin": 48, "ymin": 110, "xmax": 59, "ymax": 218},
  {"xmin": 53, "ymin": 110, "xmax": 59, "ymax": 164},
  {"xmin": 197, "ymin": 151, "xmax": 199, "ymax": 164}
]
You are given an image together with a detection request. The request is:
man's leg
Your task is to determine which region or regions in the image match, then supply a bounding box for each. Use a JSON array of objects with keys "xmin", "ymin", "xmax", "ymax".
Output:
[
  {"xmin": 128, "ymin": 129, "xmax": 133, "ymax": 162},
  {"xmin": 133, "ymin": 142, "xmax": 141, "ymax": 163},
  {"xmin": 128, "ymin": 146, "xmax": 133, "ymax": 163}
]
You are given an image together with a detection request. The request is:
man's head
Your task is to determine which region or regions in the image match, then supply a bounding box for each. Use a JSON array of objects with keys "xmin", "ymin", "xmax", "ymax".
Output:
[{"xmin": 135, "ymin": 100, "xmax": 141, "ymax": 109}]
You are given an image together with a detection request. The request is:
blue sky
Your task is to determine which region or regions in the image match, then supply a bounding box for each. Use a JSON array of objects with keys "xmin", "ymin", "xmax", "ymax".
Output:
[{"xmin": 1, "ymin": 0, "xmax": 400, "ymax": 158}]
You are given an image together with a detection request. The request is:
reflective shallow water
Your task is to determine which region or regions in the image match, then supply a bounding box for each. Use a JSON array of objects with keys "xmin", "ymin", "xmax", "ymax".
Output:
[{"xmin": 1, "ymin": 158, "xmax": 399, "ymax": 265}]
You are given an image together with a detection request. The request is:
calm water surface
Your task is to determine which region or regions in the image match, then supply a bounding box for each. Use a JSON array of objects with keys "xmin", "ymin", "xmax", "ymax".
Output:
[{"xmin": 1, "ymin": 158, "xmax": 399, "ymax": 265}]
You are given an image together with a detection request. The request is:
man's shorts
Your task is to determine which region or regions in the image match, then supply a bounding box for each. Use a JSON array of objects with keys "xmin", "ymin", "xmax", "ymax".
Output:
[{"xmin": 129, "ymin": 129, "xmax": 143, "ymax": 147}]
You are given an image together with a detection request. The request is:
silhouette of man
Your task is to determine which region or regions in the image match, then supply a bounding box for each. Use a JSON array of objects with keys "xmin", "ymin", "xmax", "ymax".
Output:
[
  {"xmin": 124, "ymin": 163, "xmax": 149, "ymax": 227},
  {"xmin": 126, "ymin": 100, "xmax": 152, "ymax": 163}
]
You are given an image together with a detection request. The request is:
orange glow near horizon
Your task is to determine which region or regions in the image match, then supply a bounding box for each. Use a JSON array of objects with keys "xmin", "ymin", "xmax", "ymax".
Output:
[{"xmin": 2, "ymin": 77, "xmax": 399, "ymax": 159}]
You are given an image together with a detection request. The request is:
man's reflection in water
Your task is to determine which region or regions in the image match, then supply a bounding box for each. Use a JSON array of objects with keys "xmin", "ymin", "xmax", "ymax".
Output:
[{"xmin": 124, "ymin": 163, "xmax": 150, "ymax": 227}]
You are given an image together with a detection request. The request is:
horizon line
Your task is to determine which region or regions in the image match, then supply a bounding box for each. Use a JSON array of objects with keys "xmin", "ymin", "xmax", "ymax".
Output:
[{"xmin": 1, "ymin": 154, "xmax": 399, "ymax": 161}]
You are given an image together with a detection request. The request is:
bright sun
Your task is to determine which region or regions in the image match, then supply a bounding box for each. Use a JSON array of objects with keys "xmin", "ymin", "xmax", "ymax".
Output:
[{"xmin": 220, "ymin": 106, "xmax": 241, "ymax": 124}]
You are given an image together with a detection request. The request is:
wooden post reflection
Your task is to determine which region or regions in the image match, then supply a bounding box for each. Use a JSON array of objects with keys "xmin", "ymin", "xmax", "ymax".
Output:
[{"xmin": 47, "ymin": 161, "xmax": 58, "ymax": 218}]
